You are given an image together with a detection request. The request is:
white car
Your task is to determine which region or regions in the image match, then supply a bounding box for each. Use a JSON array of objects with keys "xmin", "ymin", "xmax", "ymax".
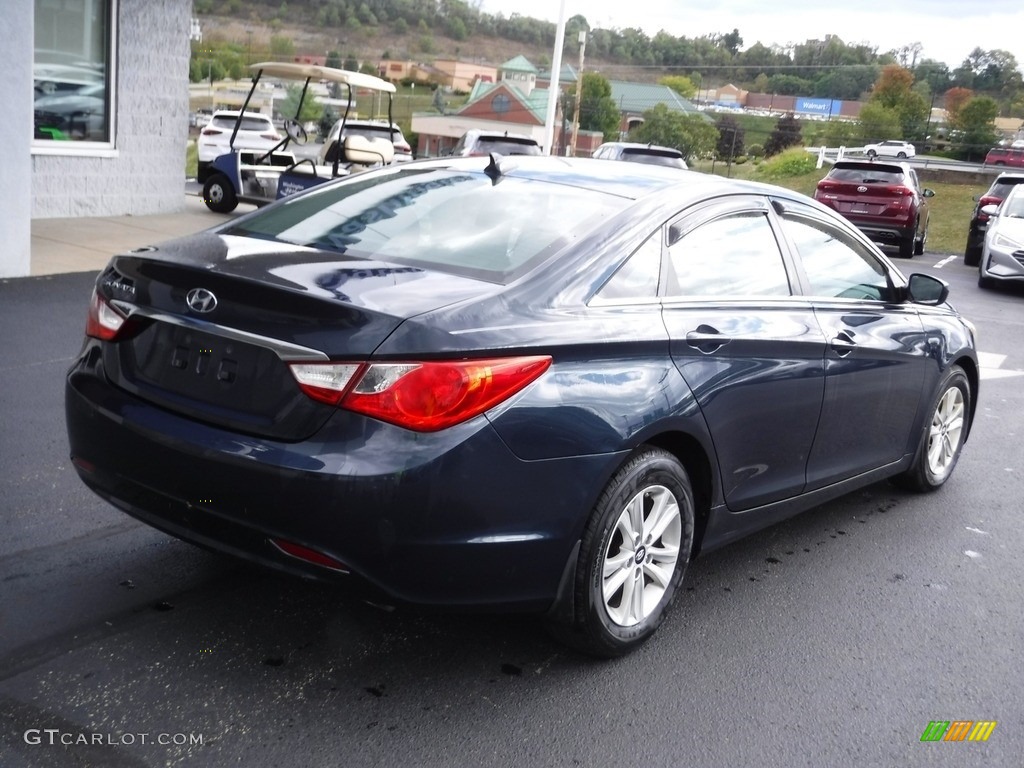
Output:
[
  {"xmin": 978, "ymin": 183, "xmax": 1024, "ymax": 289},
  {"xmin": 196, "ymin": 110, "xmax": 281, "ymax": 174},
  {"xmin": 864, "ymin": 140, "xmax": 916, "ymax": 159}
]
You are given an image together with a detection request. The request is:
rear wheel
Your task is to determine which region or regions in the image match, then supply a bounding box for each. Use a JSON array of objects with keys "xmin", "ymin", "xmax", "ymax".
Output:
[
  {"xmin": 897, "ymin": 151, "xmax": 908, "ymax": 158},
  {"xmin": 899, "ymin": 223, "xmax": 916, "ymax": 258},
  {"xmin": 964, "ymin": 242, "xmax": 982, "ymax": 267},
  {"xmin": 893, "ymin": 366, "xmax": 969, "ymax": 492},
  {"xmin": 549, "ymin": 447, "xmax": 695, "ymax": 658},
  {"xmin": 203, "ymin": 173, "xmax": 238, "ymax": 214},
  {"xmin": 867, "ymin": 149, "xmax": 877, "ymax": 158},
  {"xmin": 914, "ymin": 220, "xmax": 928, "ymax": 255}
]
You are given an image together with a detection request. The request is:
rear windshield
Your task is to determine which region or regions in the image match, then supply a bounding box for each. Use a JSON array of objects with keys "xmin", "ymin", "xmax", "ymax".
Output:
[
  {"xmin": 827, "ymin": 166, "xmax": 905, "ymax": 184},
  {"xmin": 212, "ymin": 115, "xmax": 273, "ymax": 132},
  {"xmin": 472, "ymin": 137, "xmax": 542, "ymax": 156},
  {"xmin": 990, "ymin": 179, "xmax": 1024, "ymax": 197},
  {"xmin": 225, "ymin": 167, "xmax": 628, "ymax": 283},
  {"xmin": 620, "ymin": 149, "xmax": 686, "ymax": 168},
  {"xmin": 344, "ymin": 125, "xmax": 402, "ymax": 142}
]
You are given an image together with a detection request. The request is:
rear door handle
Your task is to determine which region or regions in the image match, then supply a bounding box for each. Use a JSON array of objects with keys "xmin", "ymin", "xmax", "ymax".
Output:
[{"xmin": 830, "ymin": 331, "xmax": 856, "ymax": 357}]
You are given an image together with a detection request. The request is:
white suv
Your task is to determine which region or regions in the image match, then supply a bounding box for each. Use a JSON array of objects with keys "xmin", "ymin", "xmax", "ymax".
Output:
[
  {"xmin": 863, "ymin": 140, "xmax": 916, "ymax": 159},
  {"xmin": 319, "ymin": 119, "xmax": 413, "ymax": 165},
  {"xmin": 197, "ymin": 111, "xmax": 281, "ymax": 178}
]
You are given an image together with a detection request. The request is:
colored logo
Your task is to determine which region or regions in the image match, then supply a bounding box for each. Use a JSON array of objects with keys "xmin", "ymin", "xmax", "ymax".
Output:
[{"xmin": 921, "ymin": 721, "xmax": 997, "ymax": 742}]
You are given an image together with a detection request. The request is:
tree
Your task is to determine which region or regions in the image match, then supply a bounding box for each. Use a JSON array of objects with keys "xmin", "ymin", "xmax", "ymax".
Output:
[
  {"xmin": 868, "ymin": 65, "xmax": 929, "ymax": 140},
  {"xmin": 944, "ymin": 87, "xmax": 974, "ymax": 125},
  {"xmin": 715, "ymin": 115, "xmax": 745, "ymax": 159},
  {"xmin": 949, "ymin": 95, "xmax": 999, "ymax": 161},
  {"xmin": 277, "ymin": 84, "xmax": 323, "ymax": 123},
  {"xmin": 857, "ymin": 102, "xmax": 903, "ymax": 142},
  {"xmin": 629, "ymin": 105, "xmax": 719, "ymax": 159},
  {"xmin": 572, "ymin": 72, "xmax": 621, "ymax": 141},
  {"xmin": 764, "ymin": 113, "xmax": 803, "ymax": 156},
  {"xmin": 658, "ymin": 75, "xmax": 696, "ymax": 99},
  {"xmin": 269, "ymin": 35, "xmax": 295, "ymax": 59},
  {"xmin": 721, "ymin": 29, "xmax": 743, "ymax": 57}
]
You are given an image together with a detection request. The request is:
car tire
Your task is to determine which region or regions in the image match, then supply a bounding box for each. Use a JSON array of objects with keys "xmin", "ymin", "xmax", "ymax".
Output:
[
  {"xmin": 914, "ymin": 221, "xmax": 928, "ymax": 256},
  {"xmin": 964, "ymin": 243, "xmax": 982, "ymax": 267},
  {"xmin": 203, "ymin": 173, "xmax": 238, "ymax": 214},
  {"xmin": 867, "ymin": 149, "xmax": 877, "ymax": 158},
  {"xmin": 899, "ymin": 224, "xmax": 916, "ymax": 258},
  {"xmin": 893, "ymin": 365, "xmax": 970, "ymax": 492},
  {"xmin": 549, "ymin": 447, "xmax": 695, "ymax": 658},
  {"xmin": 897, "ymin": 151, "xmax": 907, "ymax": 158}
]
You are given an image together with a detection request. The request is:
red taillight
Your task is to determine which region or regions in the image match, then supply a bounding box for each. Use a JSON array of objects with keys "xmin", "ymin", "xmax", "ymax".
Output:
[
  {"xmin": 85, "ymin": 290, "xmax": 126, "ymax": 341},
  {"xmin": 977, "ymin": 195, "xmax": 1001, "ymax": 222},
  {"xmin": 200, "ymin": 128, "xmax": 223, "ymax": 136},
  {"xmin": 288, "ymin": 356, "xmax": 552, "ymax": 431},
  {"xmin": 271, "ymin": 539, "xmax": 350, "ymax": 573}
]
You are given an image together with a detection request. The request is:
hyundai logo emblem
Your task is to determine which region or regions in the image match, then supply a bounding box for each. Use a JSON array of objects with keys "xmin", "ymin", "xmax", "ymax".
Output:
[
  {"xmin": 186, "ymin": 288, "xmax": 218, "ymax": 313},
  {"xmin": 857, "ymin": 185, "xmax": 868, "ymax": 193}
]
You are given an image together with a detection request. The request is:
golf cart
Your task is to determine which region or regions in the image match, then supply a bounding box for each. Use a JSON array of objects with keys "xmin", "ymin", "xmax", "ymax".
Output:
[{"xmin": 202, "ymin": 61, "xmax": 397, "ymax": 213}]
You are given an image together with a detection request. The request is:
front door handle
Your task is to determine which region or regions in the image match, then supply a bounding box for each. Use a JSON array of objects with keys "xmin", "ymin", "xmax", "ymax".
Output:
[
  {"xmin": 686, "ymin": 325, "xmax": 730, "ymax": 354},
  {"xmin": 830, "ymin": 330, "xmax": 856, "ymax": 357}
]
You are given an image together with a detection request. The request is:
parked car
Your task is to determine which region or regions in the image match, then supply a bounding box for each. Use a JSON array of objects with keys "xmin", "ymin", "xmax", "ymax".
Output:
[
  {"xmin": 196, "ymin": 110, "xmax": 281, "ymax": 181},
  {"xmin": 863, "ymin": 140, "xmax": 916, "ymax": 159},
  {"xmin": 978, "ymin": 183, "xmax": 1024, "ymax": 290},
  {"xmin": 66, "ymin": 156, "xmax": 977, "ymax": 658},
  {"xmin": 813, "ymin": 160, "xmax": 934, "ymax": 257},
  {"xmin": 318, "ymin": 119, "xmax": 413, "ymax": 165},
  {"xmin": 984, "ymin": 147, "xmax": 1024, "ymax": 168},
  {"xmin": 449, "ymin": 130, "xmax": 542, "ymax": 156},
  {"xmin": 592, "ymin": 142, "xmax": 688, "ymax": 169},
  {"xmin": 33, "ymin": 83, "xmax": 107, "ymax": 141},
  {"xmin": 964, "ymin": 171, "xmax": 1024, "ymax": 266}
]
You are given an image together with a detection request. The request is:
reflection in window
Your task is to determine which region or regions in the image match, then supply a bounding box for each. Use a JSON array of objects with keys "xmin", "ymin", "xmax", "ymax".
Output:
[
  {"xmin": 595, "ymin": 232, "xmax": 661, "ymax": 301},
  {"xmin": 667, "ymin": 213, "xmax": 790, "ymax": 297},
  {"xmin": 780, "ymin": 214, "xmax": 889, "ymax": 300},
  {"xmin": 34, "ymin": 0, "xmax": 112, "ymax": 143}
]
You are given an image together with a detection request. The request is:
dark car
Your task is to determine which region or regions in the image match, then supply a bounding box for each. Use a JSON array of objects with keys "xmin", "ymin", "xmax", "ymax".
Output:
[
  {"xmin": 813, "ymin": 160, "xmax": 934, "ymax": 258},
  {"xmin": 66, "ymin": 156, "xmax": 978, "ymax": 657},
  {"xmin": 449, "ymin": 130, "xmax": 542, "ymax": 156},
  {"xmin": 964, "ymin": 172, "xmax": 1024, "ymax": 266},
  {"xmin": 592, "ymin": 141, "xmax": 688, "ymax": 169}
]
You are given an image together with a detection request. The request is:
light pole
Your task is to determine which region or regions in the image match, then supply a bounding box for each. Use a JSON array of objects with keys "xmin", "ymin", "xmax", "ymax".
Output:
[{"xmin": 570, "ymin": 30, "xmax": 587, "ymax": 157}]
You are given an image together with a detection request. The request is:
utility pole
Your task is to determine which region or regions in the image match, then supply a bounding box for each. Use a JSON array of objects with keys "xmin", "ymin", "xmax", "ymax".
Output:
[{"xmin": 570, "ymin": 30, "xmax": 587, "ymax": 157}]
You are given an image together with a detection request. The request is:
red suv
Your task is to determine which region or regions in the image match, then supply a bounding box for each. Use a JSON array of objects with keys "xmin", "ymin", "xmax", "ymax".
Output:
[
  {"xmin": 813, "ymin": 160, "xmax": 935, "ymax": 258},
  {"xmin": 984, "ymin": 147, "xmax": 1024, "ymax": 167},
  {"xmin": 964, "ymin": 171, "xmax": 1024, "ymax": 265}
]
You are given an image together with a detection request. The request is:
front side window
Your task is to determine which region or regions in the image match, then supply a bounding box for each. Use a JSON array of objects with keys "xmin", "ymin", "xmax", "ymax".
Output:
[
  {"xmin": 665, "ymin": 212, "xmax": 791, "ymax": 297},
  {"xmin": 778, "ymin": 207, "xmax": 891, "ymax": 300},
  {"xmin": 34, "ymin": 0, "xmax": 114, "ymax": 146}
]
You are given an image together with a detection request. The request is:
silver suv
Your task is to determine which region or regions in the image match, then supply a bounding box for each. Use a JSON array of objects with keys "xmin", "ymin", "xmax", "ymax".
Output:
[{"xmin": 449, "ymin": 130, "xmax": 542, "ymax": 157}]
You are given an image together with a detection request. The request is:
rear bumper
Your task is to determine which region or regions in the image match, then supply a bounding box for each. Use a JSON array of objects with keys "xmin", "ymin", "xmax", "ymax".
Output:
[{"xmin": 66, "ymin": 352, "xmax": 619, "ymax": 612}]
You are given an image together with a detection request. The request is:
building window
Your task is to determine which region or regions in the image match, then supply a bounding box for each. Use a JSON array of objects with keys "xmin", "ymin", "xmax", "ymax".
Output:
[
  {"xmin": 33, "ymin": 0, "xmax": 115, "ymax": 147},
  {"xmin": 492, "ymin": 94, "xmax": 509, "ymax": 115}
]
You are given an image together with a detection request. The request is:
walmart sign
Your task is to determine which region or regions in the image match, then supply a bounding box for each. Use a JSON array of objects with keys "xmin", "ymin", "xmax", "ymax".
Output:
[{"xmin": 796, "ymin": 98, "xmax": 844, "ymax": 116}]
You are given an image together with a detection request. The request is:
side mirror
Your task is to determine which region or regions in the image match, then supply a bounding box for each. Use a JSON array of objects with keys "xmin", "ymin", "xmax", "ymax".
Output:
[
  {"xmin": 922, "ymin": 188, "xmax": 935, "ymax": 198},
  {"xmin": 907, "ymin": 273, "xmax": 949, "ymax": 305},
  {"xmin": 980, "ymin": 204, "xmax": 999, "ymax": 217}
]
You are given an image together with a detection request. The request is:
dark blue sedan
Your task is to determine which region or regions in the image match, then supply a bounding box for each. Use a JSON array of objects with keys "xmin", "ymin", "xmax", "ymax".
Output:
[{"xmin": 66, "ymin": 155, "xmax": 978, "ymax": 656}]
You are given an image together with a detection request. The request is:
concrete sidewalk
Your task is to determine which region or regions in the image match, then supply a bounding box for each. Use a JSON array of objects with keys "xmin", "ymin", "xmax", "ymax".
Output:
[{"xmin": 30, "ymin": 195, "xmax": 250, "ymax": 276}]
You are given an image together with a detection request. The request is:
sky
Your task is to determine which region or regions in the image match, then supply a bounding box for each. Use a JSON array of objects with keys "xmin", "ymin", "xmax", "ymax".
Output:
[{"xmin": 479, "ymin": 0, "xmax": 1024, "ymax": 73}]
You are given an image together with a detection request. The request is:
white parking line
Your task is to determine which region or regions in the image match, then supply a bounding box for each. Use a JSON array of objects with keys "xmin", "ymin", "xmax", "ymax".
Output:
[
  {"xmin": 978, "ymin": 351, "xmax": 1024, "ymax": 380},
  {"xmin": 933, "ymin": 255, "xmax": 960, "ymax": 268}
]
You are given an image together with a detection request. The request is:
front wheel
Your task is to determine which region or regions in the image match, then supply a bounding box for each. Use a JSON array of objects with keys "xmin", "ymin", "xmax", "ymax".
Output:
[
  {"xmin": 550, "ymin": 447, "xmax": 695, "ymax": 658},
  {"xmin": 893, "ymin": 366, "xmax": 970, "ymax": 492},
  {"xmin": 203, "ymin": 173, "xmax": 238, "ymax": 213}
]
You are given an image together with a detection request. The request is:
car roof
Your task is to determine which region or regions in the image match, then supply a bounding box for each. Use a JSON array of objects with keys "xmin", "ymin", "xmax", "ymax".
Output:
[
  {"xmin": 599, "ymin": 142, "xmax": 682, "ymax": 154},
  {"xmin": 394, "ymin": 154, "xmax": 793, "ymax": 203},
  {"xmin": 464, "ymin": 129, "xmax": 536, "ymax": 141},
  {"xmin": 830, "ymin": 160, "xmax": 909, "ymax": 173}
]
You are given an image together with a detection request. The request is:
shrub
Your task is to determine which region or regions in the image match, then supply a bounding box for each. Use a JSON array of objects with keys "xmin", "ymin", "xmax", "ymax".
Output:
[
  {"xmin": 734, "ymin": 155, "xmax": 748, "ymax": 165},
  {"xmin": 756, "ymin": 147, "xmax": 817, "ymax": 180},
  {"xmin": 747, "ymin": 143, "xmax": 764, "ymax": 159}
]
